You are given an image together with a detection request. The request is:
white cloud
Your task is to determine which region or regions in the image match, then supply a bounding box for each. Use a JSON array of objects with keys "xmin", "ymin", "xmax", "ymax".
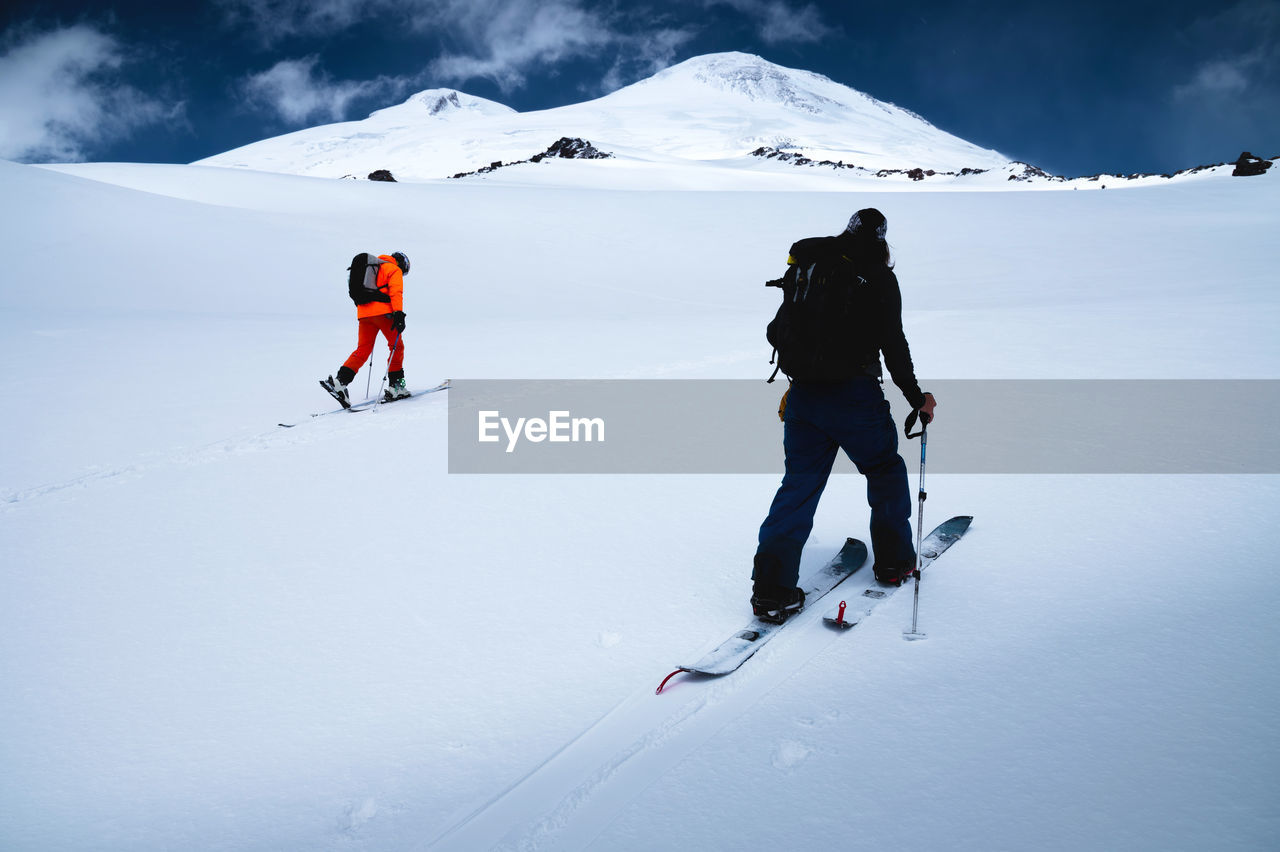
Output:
[
  {"xmin": 427, "ymin": 1, "xmax": 706, "ymax": 94},
  {"xmin": 599, "ymin": 28, "xmax": 698, "ymax": 94},
  {"xmin": 241, "ymin": 56, "xmax": 411, "ymax": 124},
  {"xmin": 214, "ymin": 0, "xmax": 375, "ymax": 43},
  {"xmin": 427, "ymin": 0, "xmax": 614, "ymax": 90},
  {"xmin": 703, "ymin": 0, "xmax": 833, "ymax": 45},
  {"xmin": 0, "ymin": 24, "xmax": 176, "ymax": 162},
  {"xmin": 219, "ymin": 0, "xmax": 700, "ymax": 94},
  {"xmin": 1174, "ymin": 59, "xmax": 1253, "ymax": 100},
  {"xmin": 1173, "ymin": 0, "xmax": 1279, "ymax": 101}
]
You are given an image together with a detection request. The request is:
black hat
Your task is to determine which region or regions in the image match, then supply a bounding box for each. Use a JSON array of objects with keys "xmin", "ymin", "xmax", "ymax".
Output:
[{"xmin": 845, "ymin": 208, "xmax": 887, "ymax": 241}]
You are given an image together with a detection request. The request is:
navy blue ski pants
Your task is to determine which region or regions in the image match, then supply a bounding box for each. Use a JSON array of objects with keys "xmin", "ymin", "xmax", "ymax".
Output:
[{"xmin": 755, "ymin": 378, "xmax": 915, "ymax": 589}]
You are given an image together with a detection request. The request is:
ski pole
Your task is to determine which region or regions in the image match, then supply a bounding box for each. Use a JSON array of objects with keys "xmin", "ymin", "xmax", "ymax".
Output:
[
  {"xmin": 365, "ymin": 351, "xmax": 374, "ymax": 400},
  {"xmin": 905, "ymin": 418, "xmax": 928, "ymax": 640},
  {"xmin": 372, "ymin": 331, "xmax": 402, "ymax": 410}
]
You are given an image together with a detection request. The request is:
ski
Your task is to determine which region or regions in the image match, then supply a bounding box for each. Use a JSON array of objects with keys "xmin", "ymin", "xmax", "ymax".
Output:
[
  {"xmin": 279, "ymin": 380, "xmax": 450, "ymax": 427},
  {"xmin": 656, "ymin": 537, "xmax": 867, "ymax": 694},
  {"xmin": 354, "ymin": 379, "xmax": 450, "ymax": 410},
  {"xmin": 279, "ymin": 407, "xmax": 352, "ymax": 426},
  {"xmin": 823, "ymin": 515, "xmax": 972, "ymax": 629}
]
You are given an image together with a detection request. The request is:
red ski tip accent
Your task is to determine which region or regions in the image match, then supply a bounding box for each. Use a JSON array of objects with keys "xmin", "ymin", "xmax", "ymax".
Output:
[{"xmin": 656, "ymin": 668, "xmax": 689, "ymax": 695}]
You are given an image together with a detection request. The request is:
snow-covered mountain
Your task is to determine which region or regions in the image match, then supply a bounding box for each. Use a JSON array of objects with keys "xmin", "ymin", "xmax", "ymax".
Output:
[{"xmin": 196, "ymin": 52, "xmax": 1010, "ymax": 180}]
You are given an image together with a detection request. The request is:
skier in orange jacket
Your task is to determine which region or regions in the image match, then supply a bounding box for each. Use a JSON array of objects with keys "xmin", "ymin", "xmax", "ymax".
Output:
[{"xmin": 321, "ymin": 252, "xmax": 410, "ymax": 406}]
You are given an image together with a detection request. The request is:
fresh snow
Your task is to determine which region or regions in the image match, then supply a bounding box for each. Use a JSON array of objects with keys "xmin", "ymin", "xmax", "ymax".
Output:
[{"xmin": 2, "ymin": 107, "xmax": 1279, "ymax": 852}]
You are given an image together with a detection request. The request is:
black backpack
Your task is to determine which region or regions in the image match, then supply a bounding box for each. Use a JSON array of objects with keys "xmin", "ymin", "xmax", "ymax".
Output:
[
  {"xmin": 766, "ymin": 236, "xmax": 879, "ymax": 383},
  {"xmin": 347, "ymin": 253, "xmax": 392, "ymax": 305}
]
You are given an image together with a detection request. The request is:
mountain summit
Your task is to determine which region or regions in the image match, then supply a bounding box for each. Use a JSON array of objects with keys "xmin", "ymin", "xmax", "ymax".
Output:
[
  {"xmin": 197, "ymin": 52, "xmax": 1008, "ymax": 181},
  {"xmin": 576, "ymin": 52, "xmax": 1002, "ymax": 167},
  {"xmin": 373, "ymin": 88, "xmax": 515, "ymax": 120},
  {"xmin": 625, "ymin": 52, "xmax": 882, "ymax": 114}
]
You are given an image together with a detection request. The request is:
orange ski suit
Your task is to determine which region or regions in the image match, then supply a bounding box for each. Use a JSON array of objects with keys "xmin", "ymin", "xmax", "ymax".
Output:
[{"xmin": 343, "ymin": 255, "xmax": 405, "ymax": 373}]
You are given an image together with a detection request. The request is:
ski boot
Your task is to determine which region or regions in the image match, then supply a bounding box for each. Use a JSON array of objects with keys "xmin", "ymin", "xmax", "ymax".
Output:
[
  {"xmin": 750, "ymin": 583, "xmax": 806, "ymax": 624},
  {"xmin": 320, "ymin": 366, "xmax": 355, "ymax": 408},
  {"xmin": 872, "ymin": 561, "xmax": 918, "ymax": 586},
  {"xmin": 384, "ymin": 371, "xmax": 411, "ymax": 401}
]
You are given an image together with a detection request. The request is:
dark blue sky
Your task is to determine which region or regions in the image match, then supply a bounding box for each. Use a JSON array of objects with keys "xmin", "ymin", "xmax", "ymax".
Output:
[{"xmin": 2, "ymin": 0, "xmax": 1277, "ymax": 176}]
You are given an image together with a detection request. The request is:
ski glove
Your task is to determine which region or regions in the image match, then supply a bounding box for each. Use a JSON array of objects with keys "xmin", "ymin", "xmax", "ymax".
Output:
[
  {"xmin": 391, "ymin": 311, "xmax": 407, "ymax": 332},
  {"xmin": 904, "ymin": 392, "xmax": 936, "ymax": 439}
]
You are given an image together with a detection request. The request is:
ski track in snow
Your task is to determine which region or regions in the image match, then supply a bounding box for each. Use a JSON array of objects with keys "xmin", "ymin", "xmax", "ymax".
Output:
[
  {"xmin": 0, "ymin": 392, "xmax": 450, "ymax": 510},
  {"xmin": 431, "ymin": 533, "xmax": 967, "ymax": 850},
  {"xmin": 425, "ymin": 574, "xmax": 926, "ymax": 851}
]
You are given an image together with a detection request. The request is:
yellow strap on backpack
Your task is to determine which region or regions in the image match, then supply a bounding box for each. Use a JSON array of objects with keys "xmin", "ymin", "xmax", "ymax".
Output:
[{"xmin": 778, "ymin": 385, "xmax": 790, "ymax": 422}]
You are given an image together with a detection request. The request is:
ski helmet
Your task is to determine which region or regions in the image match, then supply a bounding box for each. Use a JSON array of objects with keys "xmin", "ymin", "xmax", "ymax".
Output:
[{"xmin": 392, "ymin": 251, "xmax": 410, "ymax": 274}]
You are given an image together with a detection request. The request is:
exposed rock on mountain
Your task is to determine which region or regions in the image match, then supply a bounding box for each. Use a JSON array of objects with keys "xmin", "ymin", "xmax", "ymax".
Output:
[
  {"xmin": 533, "ymin": 137, "xmax": 610, "ymax": 161},
  {"xmin": 749, "ymin": 146, "xmax": 990, "ymax": 181},
  {"xmin": 450, "ymin": 137, "xmax": 612, "ymax": 179},
  {"xmin": 1232, "ymin": 152, "xmax": 1273, "ymax": 177}
]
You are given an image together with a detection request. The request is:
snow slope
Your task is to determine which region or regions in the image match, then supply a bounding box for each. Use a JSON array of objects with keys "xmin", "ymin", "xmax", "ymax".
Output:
[
  {"xmin": 196, "ymin": 52, "xmax": 1010, "ymax": 180},
  {"xmin": 1, "ymin": 156, "xmax": 1278, "ymax": 851}
]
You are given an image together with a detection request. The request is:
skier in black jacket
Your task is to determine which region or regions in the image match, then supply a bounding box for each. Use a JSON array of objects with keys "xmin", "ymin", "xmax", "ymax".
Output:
[{"xmin": 752, "ymin": 208, "xmax": 936, "ymax": 622}]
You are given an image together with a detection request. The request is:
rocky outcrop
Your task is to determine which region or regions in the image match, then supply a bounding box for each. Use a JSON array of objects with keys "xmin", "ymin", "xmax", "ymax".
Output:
[
  {"xmin": 425, "ymin": 92, "xmax": 462, "ymax": 115},
  {"xmin": 751, "ymin": 146, "xmax": 860, "ymax": 171},
  {"xmin": 533, "ymin": 137, "xmax": 610, "ymax": 161},
  {"xmin": 450, "ymin": 137, "xmax": 612, "ymax": 178},
  {"xmin": 1079, "ymin": 152, "xmax": 1277, "ymax": 183},
  {"xmin": 1007, "ymin": 163, "xmax": 1065, "ymax": 183},
  {"xmin": 1232, "ymin": 152, "xmax": 1273, "ymax": 177},
  {"xmin": 367, "ymin": 170, "xmax": 397, "ymax": 182},
  {"xmin": 749, "ymin": 146, "xmax": 989, "ymax": 181},
  {"xmin": 751, "ymin": 145, "xmax": 1279, "ymax": 186}
]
